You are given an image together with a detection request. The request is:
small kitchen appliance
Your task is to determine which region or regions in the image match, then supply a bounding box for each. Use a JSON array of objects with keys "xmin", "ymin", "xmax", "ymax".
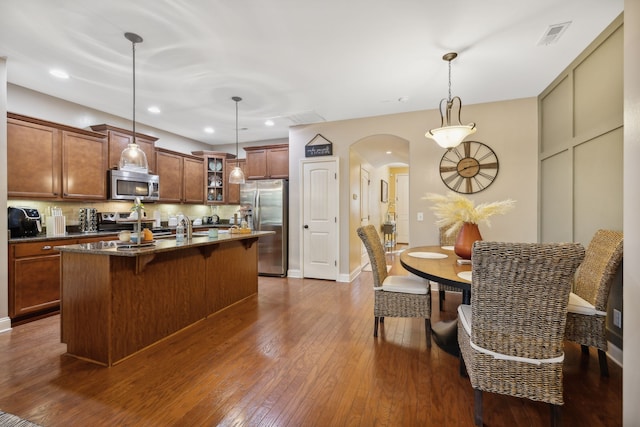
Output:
[{"xmin": 8, "ymin": 207, "xmax": 42, "ymax": 237}]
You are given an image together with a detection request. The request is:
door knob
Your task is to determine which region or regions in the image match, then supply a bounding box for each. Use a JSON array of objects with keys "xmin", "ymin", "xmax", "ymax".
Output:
[{"xmin": 304, "ymin": 224, "xmax": 309, "ymax": 229}]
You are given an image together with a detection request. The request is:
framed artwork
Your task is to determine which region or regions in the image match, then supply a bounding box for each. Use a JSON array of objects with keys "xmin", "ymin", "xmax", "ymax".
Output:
[{"xmin": 381, "ymin": 179, "xmax": 388, "ymax": 203}]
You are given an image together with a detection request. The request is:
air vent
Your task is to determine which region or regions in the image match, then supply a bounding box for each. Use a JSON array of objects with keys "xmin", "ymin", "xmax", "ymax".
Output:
[
  {"xmin": 284, "ymin": 110, "xmax": 326, "ymax": 125},
  {"xmin": 537, "ymin": 21, "xmax": 571, "ymax": 46}
]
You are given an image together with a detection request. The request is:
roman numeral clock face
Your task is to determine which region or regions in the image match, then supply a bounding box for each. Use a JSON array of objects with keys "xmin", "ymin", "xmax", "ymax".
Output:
[{"xmin": 439, "ymin": 141, "xmax": 499, "ymax": 194}]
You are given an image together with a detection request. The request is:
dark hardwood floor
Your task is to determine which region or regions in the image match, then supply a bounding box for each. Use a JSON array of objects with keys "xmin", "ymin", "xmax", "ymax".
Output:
[{"xmin": 0, "ymin": 247, "xmax": 622, "ymax": 426}]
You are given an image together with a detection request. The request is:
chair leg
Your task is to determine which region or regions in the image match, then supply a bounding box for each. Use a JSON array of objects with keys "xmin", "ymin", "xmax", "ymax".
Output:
[
  {"xmin": 473, "ymin": 389, "xmax": 483, "ymax": 426},
  {"xmin": 581, "ymin": 345, "xmax": 590, "ymax": 355},
  {"xmin": 459, "ymin": 354, "xmax": 468, "ymax": 378},
  {"xmin": 550, "ymin": 404, "xmax": 562, "ymax": 427},
  {"xmin": 374, "ymin": 317, "xmax": 379, "ymax": 337},
  {"xmin": 439, "ymin": 289, "xmax": 445, "ymax": 311},
  {"xmin": 380, "ymin": 317, "xmax": 384, "ymax": 323},
  {"xmin": 598, "ymin": 349, "xmax": 609, "ymax": 377},
  {"xmin": 425, "ymin": 319, "xmax": 432, "ymax": 348}
]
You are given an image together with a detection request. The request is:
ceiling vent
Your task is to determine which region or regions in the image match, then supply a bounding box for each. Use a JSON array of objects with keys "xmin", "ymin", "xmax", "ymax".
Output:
[
  {"xmin": 284, "ymin": 110, "xmax": 326, "ymax": 125},
  {"xmin": 537, "ymin": 21, "xmax": 572, "ymax": 46}
]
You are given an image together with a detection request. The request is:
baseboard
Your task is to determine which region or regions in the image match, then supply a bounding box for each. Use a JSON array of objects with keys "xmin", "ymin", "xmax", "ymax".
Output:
[
  {"xmin": 337, "ymin": 272, "xmax": 352, "ymax": 283},
  {"xmin": 287, "ymin": 269, "xmax": 302, "ymax": 278},
  {"xmin": 0, "ymin": 316, "xmax": 12, "ymax": 334},
  {"xmin": 607, "ymin": 341, "xmax": 623, "ymax": 367}
]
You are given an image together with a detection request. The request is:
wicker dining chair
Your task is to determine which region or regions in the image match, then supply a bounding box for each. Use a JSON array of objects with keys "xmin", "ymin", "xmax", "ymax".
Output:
[
  {"xmin": 357, "ymin": 225, "xmax": 431, "ymax": 347},
  {"xmin": 458, "ymin": 241, "xmax": 585, "ymax": 427},
  {"xmin": 565, "ymin": 229, "xmax": 623, "ymax": 377},
  {"xmin": 438, "ymin": 226, "xmax": 460, "ymax": 311}
]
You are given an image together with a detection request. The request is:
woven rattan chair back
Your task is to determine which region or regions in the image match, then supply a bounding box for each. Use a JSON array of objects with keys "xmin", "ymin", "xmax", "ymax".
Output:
[
  {"xmin": 438, "ymin": 226, "xmax": 459, "ymax": 311},
  {"xmin": 439, "ymin": 225, "xmax": 457, "ymax": 247},
  {"xmin": 357, "ymin": 225, "xmax": 388, "ymax": 287},
  {"xmin": 573, "ymin": 229, "xmax": 623, "ymax": 311},
  {"xmin": 470, "ymin": 241, "xmax": 585, "ymax": 359}
]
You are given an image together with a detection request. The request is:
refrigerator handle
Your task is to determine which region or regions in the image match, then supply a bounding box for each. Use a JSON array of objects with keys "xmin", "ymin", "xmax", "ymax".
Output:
[{"xmin": 255, "ymin": 189, "xmax": 261, "ymax": 230}]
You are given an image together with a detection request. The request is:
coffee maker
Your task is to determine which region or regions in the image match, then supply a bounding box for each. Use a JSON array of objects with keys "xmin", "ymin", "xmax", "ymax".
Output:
[{"xmin": 8, "ymin": 207, "xmax": 42, "ymax": 237}]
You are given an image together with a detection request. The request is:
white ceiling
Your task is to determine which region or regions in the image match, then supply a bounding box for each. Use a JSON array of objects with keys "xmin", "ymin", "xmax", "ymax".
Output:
[{"xmin": 0, "ymin": 0, "xmax": 623, "ymax": 153}]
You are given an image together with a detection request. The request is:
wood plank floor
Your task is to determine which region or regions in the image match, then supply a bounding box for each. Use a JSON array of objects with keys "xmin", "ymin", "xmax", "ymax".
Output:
[{"xmin": 0, "ymin": 248, "xmax": 622, "ymax": 426}]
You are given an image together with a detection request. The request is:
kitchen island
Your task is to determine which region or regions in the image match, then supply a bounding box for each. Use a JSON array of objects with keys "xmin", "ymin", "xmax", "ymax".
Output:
[{"xmin": 56, "ymin": 231, "xmax": 273, "ymax": 366}]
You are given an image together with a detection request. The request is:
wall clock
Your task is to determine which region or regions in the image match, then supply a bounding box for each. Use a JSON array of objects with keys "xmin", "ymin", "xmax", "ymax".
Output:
[{"xmin": 439, "ymin": 141, "xmax": 499, "ymax": 194}]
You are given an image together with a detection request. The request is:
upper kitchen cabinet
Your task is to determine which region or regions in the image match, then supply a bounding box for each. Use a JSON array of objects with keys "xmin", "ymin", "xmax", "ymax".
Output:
[
  {"xmin": 192, "ymin": 151, "xmax": 236, "ymax": 204},
  {"xmin": 156, "ymin": 148, "xmax": 204, "ymax": 204},
  {"xmin": 244, "ymin": 144, "xmax": 289, "ymax": 179},
  {"xmin": 90, "ymin": 124, "xmax": 158, "ymax": 173},
  {"xmin": 7, "ymin": 113, "xmax": 108, "ymax": 201}
]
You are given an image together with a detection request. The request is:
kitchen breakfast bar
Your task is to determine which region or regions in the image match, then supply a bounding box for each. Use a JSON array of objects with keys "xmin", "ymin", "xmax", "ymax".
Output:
[{"xmin": 56, "ymin": 231, "xmax": 273, "ymax": 366}]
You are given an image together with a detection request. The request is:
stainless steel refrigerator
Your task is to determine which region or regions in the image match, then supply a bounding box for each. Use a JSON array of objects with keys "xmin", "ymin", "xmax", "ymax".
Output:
[{"xmin": 240, "ymin": 179, "xmax": 288, "ymax": 276}]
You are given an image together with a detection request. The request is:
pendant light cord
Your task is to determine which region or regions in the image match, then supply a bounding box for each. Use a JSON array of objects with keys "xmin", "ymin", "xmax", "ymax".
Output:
[{"xmin": 132, "ymin": 40, "xmax": 137, "ymax": 144}]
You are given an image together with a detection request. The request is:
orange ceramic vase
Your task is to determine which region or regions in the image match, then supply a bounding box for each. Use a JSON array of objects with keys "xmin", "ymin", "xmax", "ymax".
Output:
[{"xmin": 454, "ymin": 222, "xmax": 483, "ymax": 260}]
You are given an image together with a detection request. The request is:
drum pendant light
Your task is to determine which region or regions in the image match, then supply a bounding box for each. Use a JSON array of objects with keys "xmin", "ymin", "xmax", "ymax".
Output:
[
  {"xmin": 229, "ymin": 96, "xmax": 246, "ymax": 184},
  {"xmin": 119, "ymin": 32, "xmax": 149, "ymax": 173},
  {"xmin": 425, "ymin": 52, "xmax": 476, "ymax": 149}
]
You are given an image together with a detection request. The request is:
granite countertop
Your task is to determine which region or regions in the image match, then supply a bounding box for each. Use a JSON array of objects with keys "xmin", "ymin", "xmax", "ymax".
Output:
[
  {"xmin": 54, "ymin": 230, "xmax": 274, "ymax": 257},
  {"xmin": 8, "ymin": 224, "xmax": 233, "ymax": 243}
]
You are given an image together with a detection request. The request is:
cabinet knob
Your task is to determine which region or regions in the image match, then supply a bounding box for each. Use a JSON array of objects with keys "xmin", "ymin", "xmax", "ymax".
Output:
[{"xmin": 304, "ymin": 225, "xmax": 309, "ymax": 229}]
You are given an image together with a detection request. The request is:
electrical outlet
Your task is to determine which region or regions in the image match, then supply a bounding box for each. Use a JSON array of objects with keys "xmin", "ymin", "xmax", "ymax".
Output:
[
  {"xmin": 417, "ymin": 212, "xmax": 424, "ymax": 221},
  {"xmin": 613, "ymin": 309, "xmax": 622, "ymax": 328}
]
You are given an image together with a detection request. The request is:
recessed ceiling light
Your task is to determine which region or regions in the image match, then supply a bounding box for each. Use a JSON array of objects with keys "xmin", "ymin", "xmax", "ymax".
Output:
[
  {"xmin": 49, "ymin": 69, "xmax": 69, "ymax": 79},
  {"xmin": 147, "ymin": 106, "xmax": 161, "ymax": 114},
  {"xmin": 265, "ymin": 120, "xmax": 275, "ymax": 127},
  {"xmin": 386, "ymin": 151, "xmax": 392, "ymax": 154},
  {"xmin": 204, "ymin": 127, "xmax": 215, "ymax": 134}
]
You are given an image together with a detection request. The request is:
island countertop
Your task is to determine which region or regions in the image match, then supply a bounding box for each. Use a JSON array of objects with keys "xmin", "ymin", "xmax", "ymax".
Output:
[{"xmin": 55, "ymin": 230, "xmax": 274, "ymax": 257}]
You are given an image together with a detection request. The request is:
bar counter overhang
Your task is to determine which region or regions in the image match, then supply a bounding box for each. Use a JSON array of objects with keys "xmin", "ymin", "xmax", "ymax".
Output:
[{"xmin": 56, "ymin": 231, "xmax": 273, "ymax": 366}]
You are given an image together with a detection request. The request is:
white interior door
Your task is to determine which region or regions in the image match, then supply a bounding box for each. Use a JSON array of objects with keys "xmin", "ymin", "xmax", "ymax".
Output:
[
  {"xmin": 396, "ymin": 173, "xmax": 409, "ymax": 244},
  {"xmin": 360, "ymin": 167, "xmax": 370, "ymax": 267},
  {"xmin": 302, "ymin": 159, "xmax": 339, "ymax": 280}
]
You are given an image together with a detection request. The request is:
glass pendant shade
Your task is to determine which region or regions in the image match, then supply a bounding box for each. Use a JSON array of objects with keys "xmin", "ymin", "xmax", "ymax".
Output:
[
  {"xmin": 119, "ymin": 142, "xmax": 149, "ymax": 172},
  {"xmin": 229, "ymin": 166, "xmax": 245, "ymax": 184},
  {"xmin": 229, "ymin": 96, "xmax": 246, "ymax": 184}
]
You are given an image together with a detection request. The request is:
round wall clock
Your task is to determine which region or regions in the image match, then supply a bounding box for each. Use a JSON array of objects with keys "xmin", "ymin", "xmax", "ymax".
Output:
[{"xmin": 439, "ymin": 141, "xmax": 499, "ymax": 194}]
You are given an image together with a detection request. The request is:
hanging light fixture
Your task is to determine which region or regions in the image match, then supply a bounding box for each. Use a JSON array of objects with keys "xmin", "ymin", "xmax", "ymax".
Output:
[
  {"xmin": 229, "ymin": 96, "xmax": 246, "ymax": 184},
  {"xmin": 425, "ymin": 52, "xmax": 476, "ymax": 149},
  {"xmin": 119, "ymin": 32, "xmax": 149, "ymax": 173}
]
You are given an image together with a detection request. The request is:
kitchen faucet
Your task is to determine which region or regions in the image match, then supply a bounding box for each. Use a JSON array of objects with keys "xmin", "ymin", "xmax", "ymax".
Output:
[{"xmin": 179, "ymin": 215, "xmax": 193, "ymax": 240}]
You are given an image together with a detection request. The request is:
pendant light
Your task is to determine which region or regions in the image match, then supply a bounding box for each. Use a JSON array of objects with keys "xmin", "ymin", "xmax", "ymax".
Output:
[
  {"xmin": 119, "ymin": 32, "xmax": 149, "ymax": 173},
  {"xmin": 425, "ymin": 52, "xmax": 476, "ymax": 149},
  {"xmin": 229, "ymin": 96, "xmax": 246, "ymax": 184}
]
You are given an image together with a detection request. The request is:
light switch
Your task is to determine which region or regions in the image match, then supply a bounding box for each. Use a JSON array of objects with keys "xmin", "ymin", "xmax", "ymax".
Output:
[{"xmin": 417, "ymin": 212, "xmax": 424, "ymax": 221}]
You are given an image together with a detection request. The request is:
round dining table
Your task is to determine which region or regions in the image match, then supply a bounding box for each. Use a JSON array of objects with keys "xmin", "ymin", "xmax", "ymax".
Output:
[{"xmin": 400, "ymin": 245, "xmax": 472, "ymax": 356}]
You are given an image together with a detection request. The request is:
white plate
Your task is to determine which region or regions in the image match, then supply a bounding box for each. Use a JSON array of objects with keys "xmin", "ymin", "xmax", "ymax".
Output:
[
  {"xmin": 441, "ymin": 245, "xmax": 454, "ymax": 251},
  {"xmin": 457, "ymin": 271, "xmax": 472, "ymax": 281},
  {"xmin": 407, "ymin": 251, "xmax": 448, "ymax": 259}
]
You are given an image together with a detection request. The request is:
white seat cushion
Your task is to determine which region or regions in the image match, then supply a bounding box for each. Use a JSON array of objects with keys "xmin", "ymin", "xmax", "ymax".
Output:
[
  {"xmin": 458, "ymin": 304, "xmax": 472, "ymax": 336},
  {"xmin": 567, "ymin": 292, "xmax": 606, "ymax": 316},
  {"xmin": 379, "ymin": 275, "xmax": 428, "ymax": 295}
]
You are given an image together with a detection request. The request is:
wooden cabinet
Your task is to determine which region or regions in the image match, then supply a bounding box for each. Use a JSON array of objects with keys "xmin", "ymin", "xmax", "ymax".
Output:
[
  {"xmin": 7, "ymin": 113, "xmax": 108, "ymax": 201},
  {"xmin": 156, "ymin": 148, "xmax": 204, "ymax": 204},
  {"xmin": 225, "ymin": 159, "xmax": 246, "ymax": 204},
  {"xmin": 90, "ymin": 124, "xmax": 158, "ymax": 173},
  {"xmin": 244, "ymin": 144, "xmax": 289, "ymax": 179},
  {"xmin": 192, "ymin": 151, "xmax": 236, "ymax": 204},
  {"xmin": 8, "ymin": 234, "xmax": 118, "ymax": 324}
]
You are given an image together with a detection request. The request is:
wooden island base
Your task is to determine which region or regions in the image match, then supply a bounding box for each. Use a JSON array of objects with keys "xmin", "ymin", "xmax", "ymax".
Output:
[{"xmin": 60, "ymin": 236, "xmax": 262, "ymax": 366}]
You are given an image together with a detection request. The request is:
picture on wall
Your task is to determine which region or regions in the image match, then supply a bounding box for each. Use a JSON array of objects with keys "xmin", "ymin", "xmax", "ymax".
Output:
[{"xmin": 381, "ymin": 179, "xmax": 388, "ymax": 203}]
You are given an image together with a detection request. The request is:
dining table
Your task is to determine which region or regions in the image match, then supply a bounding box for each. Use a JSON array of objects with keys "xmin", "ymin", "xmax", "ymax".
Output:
[{"xmin": 399, "ymin": 245, "xmax": 472, "ymax": 356}]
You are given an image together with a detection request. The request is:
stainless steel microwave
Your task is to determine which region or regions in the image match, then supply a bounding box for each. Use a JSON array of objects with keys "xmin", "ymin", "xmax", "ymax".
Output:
[{"xmin": 109, "ymin": 169, "xmax": 160, "ymax": 201}]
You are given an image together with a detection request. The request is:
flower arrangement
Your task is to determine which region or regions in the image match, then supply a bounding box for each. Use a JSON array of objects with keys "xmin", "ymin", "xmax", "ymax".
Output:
[{"xmin": 424, "ymin": 192, "xmax": 515, "ymax": 237}]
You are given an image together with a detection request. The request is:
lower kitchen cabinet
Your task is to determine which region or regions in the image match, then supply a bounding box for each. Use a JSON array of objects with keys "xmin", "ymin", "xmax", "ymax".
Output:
[{"xmin": 8, "ymin": 235, "xmax": 118, "ymax": 324}]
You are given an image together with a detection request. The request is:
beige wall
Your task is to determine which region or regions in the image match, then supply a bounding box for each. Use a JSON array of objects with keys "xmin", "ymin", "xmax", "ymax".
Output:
[
  {"xmin": 289, "ymin": 97, "xmax": 539, "ymax": 280},
  {"xmin": 624, "ymin": 2, "xmax": 640, "ymax": 423}
]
